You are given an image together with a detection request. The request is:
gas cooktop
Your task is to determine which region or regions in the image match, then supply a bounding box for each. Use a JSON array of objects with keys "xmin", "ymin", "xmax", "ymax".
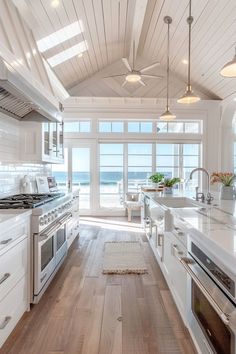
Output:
[{"xmin": 0, "ymin": 193, "xmax": 65, "ymax": 209}]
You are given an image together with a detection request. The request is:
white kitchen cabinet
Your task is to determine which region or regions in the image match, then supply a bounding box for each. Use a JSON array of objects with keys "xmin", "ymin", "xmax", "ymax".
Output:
[
  {"xmin": 20, "ymin": 121, "xmax": 64, "ymax": 164},
  {"xmin": 0, "ymin": 213, "xmax": 30, "ymax": 348},
  {"xmin": 67, "ymin": 193, "xmax": 80, "ymax": 249},
  {"xmin": 163, "ymin": 231, "xmax": 187, "ymax": 319}
]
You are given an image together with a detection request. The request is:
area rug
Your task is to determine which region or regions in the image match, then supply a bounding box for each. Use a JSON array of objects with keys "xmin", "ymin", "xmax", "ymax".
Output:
[{"xmin": 102, "ymin": 241, "xmax": 148, "ymax": 274}]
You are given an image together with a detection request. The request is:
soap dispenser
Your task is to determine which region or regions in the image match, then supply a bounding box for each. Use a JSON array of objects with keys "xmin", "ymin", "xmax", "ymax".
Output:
[{"xmin": 21, "ymin": 175, "xmax": 32, "ymax": 194}]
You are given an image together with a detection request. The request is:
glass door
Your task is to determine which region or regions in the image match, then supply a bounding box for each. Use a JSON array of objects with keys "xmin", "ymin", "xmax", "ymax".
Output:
[
  {"xmin": 71, "ymin": 144, "xmax": 93, "ymax": 213},
  {"xmin": 51, "ymin": 148, "xmax": 69, "ymax": 192}
]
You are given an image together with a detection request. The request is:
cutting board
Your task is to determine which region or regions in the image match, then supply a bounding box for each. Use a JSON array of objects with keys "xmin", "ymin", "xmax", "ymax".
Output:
[{"xmin": 36, "ymin": 176, "xmax": 50, "ymax": 193}]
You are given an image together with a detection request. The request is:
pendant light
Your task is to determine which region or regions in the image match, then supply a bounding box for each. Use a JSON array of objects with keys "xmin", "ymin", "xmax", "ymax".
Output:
[
  {"xmin": 177, "ymin": 0, "xmax": 200, "ymax": 104},
  {"xmin": 160, "ymin": 16, "xmax": 176, "ymax": 120},
  {"xmin": 220, "ymin": 46, "xmax": 236, "ymax": 77}
]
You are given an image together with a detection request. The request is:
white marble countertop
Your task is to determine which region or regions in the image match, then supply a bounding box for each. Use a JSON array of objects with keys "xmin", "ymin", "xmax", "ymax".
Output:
[
  {"xmin": 143, "ymin": 190, "xmax": 236, "ymax": 270},
  {"xmin": 0, "ymin": 209, "xmax": 32, "ymax": 229}
]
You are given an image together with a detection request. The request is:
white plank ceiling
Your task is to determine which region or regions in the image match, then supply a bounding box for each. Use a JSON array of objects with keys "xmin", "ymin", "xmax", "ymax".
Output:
[{"xmin": 15, "ymin": 0, "xmax": 236, "ymax": 100}]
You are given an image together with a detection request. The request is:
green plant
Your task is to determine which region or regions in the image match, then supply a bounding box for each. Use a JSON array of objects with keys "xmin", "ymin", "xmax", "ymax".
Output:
[
  {"xmin": 149, "ymin": 173, "xmax": 164, "ymax": 183},
  {"xmin": 163, "ymin": 177, "xmax": 181, "ymax": 187},
  {"xmin": 210, "ymin": 172, "xmax": 235, "ymax": 186}
]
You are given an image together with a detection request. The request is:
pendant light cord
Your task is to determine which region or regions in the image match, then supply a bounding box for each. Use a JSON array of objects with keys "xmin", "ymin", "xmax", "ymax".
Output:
[
  {"xmin": 187, "ymin": 0, "xmax": 193, "ymax": 88},
  {"xmin": 166, "ymin": 20, "xmax": 170, "ymax": 109}
]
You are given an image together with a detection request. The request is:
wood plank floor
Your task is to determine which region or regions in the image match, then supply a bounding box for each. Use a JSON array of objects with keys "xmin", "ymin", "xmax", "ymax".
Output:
[{"xmin": 0, "ymin": 217, "xmax": 196, "ymax": 354}]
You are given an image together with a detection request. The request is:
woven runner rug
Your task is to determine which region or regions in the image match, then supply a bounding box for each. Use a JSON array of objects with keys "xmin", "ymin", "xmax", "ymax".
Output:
[{"xmin": 102, "ymin": 241, "xmax": 148, "ymax": 274}]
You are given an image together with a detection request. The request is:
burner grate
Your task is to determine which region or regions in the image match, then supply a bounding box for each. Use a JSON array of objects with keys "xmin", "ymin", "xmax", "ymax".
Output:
[{"xmin": 0, "ymin": 193, "xmax": 65, "ymax": 209}]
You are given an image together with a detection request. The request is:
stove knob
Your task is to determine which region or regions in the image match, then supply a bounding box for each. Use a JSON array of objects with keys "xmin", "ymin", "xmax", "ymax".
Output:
[
  {"xmin": 39, "ymin": 217, "xmax": 44, "ymax": 226},
  {"xmin": 44, "ymin": 215, "xmax": 48, "ymax": 224},
  {"xmin": 177, "ymin": 231, "xmax": 184, "ymax": 236}
]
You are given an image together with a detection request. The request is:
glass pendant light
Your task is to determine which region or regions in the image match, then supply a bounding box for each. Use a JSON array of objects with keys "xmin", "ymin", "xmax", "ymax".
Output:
[
  {"xmin": 177, "ymin": 0, "xmax": 200, "ymax": 104},
  {"xmin": 160, "ymin": 16, "xmax": 176, "ymax": 120},
  {"xmin": 220, "ymin": 46, "xmax": 236, "ymax": 77}
]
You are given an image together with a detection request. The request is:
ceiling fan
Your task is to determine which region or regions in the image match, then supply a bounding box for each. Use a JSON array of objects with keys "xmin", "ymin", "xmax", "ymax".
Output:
[{"xmin": 104, "ymin": 43, "xmax": 162, "ymax": 87}]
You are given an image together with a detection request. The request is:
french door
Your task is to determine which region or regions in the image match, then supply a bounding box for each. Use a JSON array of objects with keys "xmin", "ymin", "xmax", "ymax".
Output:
[{"xmin": 52, "ymin": 141, "xmax": 96, "ymax": 215}]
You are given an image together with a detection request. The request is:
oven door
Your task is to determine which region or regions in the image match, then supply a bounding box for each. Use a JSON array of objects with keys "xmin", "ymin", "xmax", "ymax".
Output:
[
  {"xmin": 34, "ymin": 230, "xmax": 56, "ymax": 296},
  {"xmin": 34, "ymin": 212, "xmax": 72, "ymax": 297},
  {"xmin": 181, "ymin": 255, "xmax": 236, "ymax": 354},
  {"xmin": 55, "ymin": 212, "xmax": 72, "ymax": 266}
]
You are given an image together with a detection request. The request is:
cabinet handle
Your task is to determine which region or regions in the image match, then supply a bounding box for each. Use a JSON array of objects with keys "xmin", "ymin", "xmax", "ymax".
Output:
[
  {"xmin": 171, "ymin": 244, "xmax": 184, "ymax": 258},
  {"xmin": 0, "ymin": 273, "xmax": 10, "ymax": 285},
  {"xmin": 40, "ymin": 273, "xmax": 47, "ymax": 283},
  {"xmin": 0, "ymin": 238, "xmax": 12, "ymax": 245},
  {"xmin": 157, "ymin": 233, "xmax": 163, "ymax": 247},
  {"xmin": 0, "ymin": 316, "xmax": 11, "ymax": 330}
]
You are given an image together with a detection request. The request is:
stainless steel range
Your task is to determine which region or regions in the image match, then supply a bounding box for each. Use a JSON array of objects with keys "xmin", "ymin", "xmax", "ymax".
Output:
[{"xmin": 0, "ymin": 193, "xmax": 74, "ymax": 303}]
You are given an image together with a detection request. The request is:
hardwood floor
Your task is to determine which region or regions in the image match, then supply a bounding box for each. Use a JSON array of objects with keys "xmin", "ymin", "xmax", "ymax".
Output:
[{"xmin": 0, "ymin": 217, "xmax": 196, "ymax": 354}]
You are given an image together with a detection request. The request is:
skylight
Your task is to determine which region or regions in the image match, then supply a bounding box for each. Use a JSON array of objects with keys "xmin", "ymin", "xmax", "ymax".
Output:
[
  {"xmin": 47, "ymin": 41, "xmax": 88, "ymax": 67},
  {"xmin": 37, "ymin": 21, "xmax": 84, "ymax": 53}
]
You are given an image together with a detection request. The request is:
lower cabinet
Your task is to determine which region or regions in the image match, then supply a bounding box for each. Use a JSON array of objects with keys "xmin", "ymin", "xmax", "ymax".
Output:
[
  {"xmin": 163, "ymin": 232, "xmax": 187, "ymax": 319},
  {"xmin": 0, "ymin": 216, "xmax": 30, "ymax": 348},
  {"xmin": 67, "ymin": 193, "xmax": 80, "ymax": 249},
  {"xmin": 0, "ymin": 276, "xmax": 28, "ymax": 347}
]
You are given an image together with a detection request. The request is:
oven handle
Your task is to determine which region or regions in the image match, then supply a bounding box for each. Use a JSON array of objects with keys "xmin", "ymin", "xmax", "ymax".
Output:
[
  {"xmin": 180, "ymin": 256, "xmax": 230, "ymax": 326},
  {"xmin": 39, "ymin": 212, "xmax": 72, "ymax": 241}
]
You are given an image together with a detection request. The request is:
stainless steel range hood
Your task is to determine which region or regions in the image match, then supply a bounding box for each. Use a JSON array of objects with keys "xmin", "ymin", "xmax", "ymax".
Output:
[{"xmin": 0, "ymin": 59, "xmax": 62, "ymax": 122}]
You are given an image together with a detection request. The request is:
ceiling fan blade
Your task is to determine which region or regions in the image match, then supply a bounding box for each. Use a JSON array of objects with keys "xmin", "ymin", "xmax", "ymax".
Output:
[
  {"xmin": 103, "ymin": 74, "xmax": 126, "ymax": 79},
  {"xmin": 140, "ymin": 62, "xmax": 160, "ymax": 73},
  {"xmin": 121, "ymin": 80, "xmax": 127, "ymax": 87},
  {"xmin": 139, "ymin": 79, "xmax": 146, "ymax": 87},
  {"xmin": 141, "ymin": 74, "xmax": 163, "ymax": 79},
  {"xmin": 122, "ymin": 58, "xmax": 132, "ymax": 72}
]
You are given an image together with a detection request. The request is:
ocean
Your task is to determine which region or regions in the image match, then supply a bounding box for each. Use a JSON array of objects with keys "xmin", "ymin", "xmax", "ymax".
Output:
[{"xmin": 52, "ymin": 171, "xmax": 156, "ymax": 185}]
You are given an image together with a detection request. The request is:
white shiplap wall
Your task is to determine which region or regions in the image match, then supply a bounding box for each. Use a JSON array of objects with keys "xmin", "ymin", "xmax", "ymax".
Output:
[{"xmin": 0, "ymin": 112, "xmax": 51, "ymax": 196}]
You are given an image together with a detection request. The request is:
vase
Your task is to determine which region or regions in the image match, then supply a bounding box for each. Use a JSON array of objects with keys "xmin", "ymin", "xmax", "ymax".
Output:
[
  {"xmin": 164, "ymin": 187, "xmax": 173, "ymax": 195},
  {"xmin": 219, "ymin": 185, "xmax": 235, "ymax": 200}
]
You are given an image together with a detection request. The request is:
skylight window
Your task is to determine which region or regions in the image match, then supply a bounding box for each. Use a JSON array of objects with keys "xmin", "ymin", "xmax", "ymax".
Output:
[
  {"xmin": 47, "ymin": 41, "xmax": 88, "ymax": 67},
  {"xmin": 37, "ymin": 21, "xmax": 84, "ymax": 53}
]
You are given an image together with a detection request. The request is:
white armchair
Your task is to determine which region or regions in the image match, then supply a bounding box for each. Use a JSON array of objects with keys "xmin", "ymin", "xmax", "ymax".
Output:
[{"xmin": 124, "ymin": 192, "xmax": 142, "ymax": 222}]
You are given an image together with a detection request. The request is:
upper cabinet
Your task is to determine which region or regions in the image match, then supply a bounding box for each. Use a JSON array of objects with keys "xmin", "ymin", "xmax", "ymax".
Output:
[{"xmin": 20, "ymin": 121, "xmax": 64, "ymax": 164}]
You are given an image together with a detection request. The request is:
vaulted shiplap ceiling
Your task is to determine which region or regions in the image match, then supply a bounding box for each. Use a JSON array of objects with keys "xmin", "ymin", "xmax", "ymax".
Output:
[{"xmin": 15, "ymin": 0, "xmax": 236, "ymax": 100}]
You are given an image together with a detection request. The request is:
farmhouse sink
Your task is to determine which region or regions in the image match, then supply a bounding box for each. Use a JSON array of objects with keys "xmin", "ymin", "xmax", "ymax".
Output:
[{"xmin": 155, "ymin": 197, "xmax": 202, "ymax": 209}]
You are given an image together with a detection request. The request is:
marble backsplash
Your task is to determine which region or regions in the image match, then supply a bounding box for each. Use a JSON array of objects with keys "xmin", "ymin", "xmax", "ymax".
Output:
[{"xmin": 0, "ymin": 163, "xmax": 51, "ymax": 197}]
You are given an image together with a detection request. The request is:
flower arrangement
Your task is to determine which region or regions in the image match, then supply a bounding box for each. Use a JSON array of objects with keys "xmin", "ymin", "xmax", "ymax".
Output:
[
  {"xmin": 149, "ymin": 173, "xmax": 164, "ymax": 184},
  {"xmin": 163, "ymin": 177, "xmax": 181, "ymax": 187},
  {"xmin": 210, "ymin": 172, "xmax": 235, "ymax": 186}
]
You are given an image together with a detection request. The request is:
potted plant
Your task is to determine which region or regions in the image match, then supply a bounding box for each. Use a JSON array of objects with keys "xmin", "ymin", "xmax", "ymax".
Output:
[
  {"xmin": 149, "ymin": 173, "xmax": 164, "ymax": 187},
  {"xmin": 210, "ymin": 172, "xmax": 236, "ymax": 200},
  {"xmin": 163, "ymin": 177, "xmax": 181, "ymax": 194}
]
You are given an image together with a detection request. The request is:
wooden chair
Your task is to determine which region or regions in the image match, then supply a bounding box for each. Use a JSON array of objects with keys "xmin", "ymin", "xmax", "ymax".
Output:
[{"xmin": 124, "ymin": 192, "xmax": 142, "ymax": 222}]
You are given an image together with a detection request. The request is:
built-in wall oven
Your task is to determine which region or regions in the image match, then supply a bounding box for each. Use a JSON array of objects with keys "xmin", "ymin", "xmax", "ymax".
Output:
[
  {"xmin": 33, "ymin": 212, "xmax": 72, "ymax": 303},
  {"xmin": 181, "ymin": 236, "xmax": 236, "ymax": 354}
]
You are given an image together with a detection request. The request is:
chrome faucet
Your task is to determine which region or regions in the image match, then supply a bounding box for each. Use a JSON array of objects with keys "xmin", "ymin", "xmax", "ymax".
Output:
[{"xmin": 189, "ymin": 168, "xmax": 213, "ymax": 204}]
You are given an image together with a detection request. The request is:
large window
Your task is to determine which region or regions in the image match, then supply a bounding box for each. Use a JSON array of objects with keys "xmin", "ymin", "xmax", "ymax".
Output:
[
  {"xmin": 64, "ymin": 121, "xmax": 90, "ymax": 133},
  {"xmin": 156, "ymin": 143, "xmax": 200, "ymax": 189},
  {"xmin": 99, "ymin": 121, "xmax": 124, "ymax": 133},
  {"xmin": 99, "ymin": 144, "xmax": 123, "ymax": 207},
  {"xmin": 157, "ymin": 121, "xmax": 201, "ymax": 134},
  {"xmin": 98, "ymin": 142, "xmax": 201, "ymax": 208},
  {"xmin": 128, "ymin": 121, "xmax": 153, "ymax": 133},
  {"xmin": 128, "ymin": 143, "xmax": 152, "ymax": 191}
]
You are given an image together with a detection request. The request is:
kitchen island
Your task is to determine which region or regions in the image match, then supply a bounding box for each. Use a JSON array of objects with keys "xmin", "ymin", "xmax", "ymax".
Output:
[{"xmin": 142, "ymin": 191, "xmax": 236, "ymax": 354}]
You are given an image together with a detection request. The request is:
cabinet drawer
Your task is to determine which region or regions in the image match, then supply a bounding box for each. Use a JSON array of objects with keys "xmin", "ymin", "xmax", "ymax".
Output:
[
  {"xmin": 0, "ymin": 238, "xmax": 28, "ymax": 302},
  {"xmin": 0, "ymin": 276, "xmax": 28, "ymax": 348},
  {"xmin": 0, "ymin": 222, "xmax": 27, "ymax": 253}
]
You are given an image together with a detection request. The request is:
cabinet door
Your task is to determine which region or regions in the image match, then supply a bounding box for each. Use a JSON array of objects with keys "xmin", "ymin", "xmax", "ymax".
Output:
[
  {"xmin": 163, "ymin": 232, "xmax": 187, "ymax": 314},
  {"xmin": 43, "ymin": 122, "xmax": 50, "ymax": 157},
  {"xmin": 57, "ymin": 122, "xmax": 64, "ymax": 159},
  {"xmin": 51, "ymin": 122, "xmax": 58, "ymax": 158}
]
